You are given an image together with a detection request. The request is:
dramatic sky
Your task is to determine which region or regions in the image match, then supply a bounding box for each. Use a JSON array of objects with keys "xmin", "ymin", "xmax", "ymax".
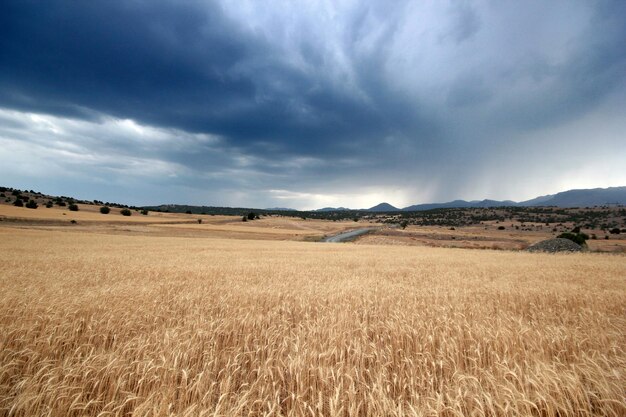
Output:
[{"xmin": 1, "ymin": 1, "xmax": 625, "ymax": 209}]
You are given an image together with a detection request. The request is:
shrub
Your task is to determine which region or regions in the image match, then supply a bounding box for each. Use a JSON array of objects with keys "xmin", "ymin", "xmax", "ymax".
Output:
[
  {"xmin": 141, "ymin": 209, "xmax": 148, "ymax": 215},
  {"xmin": 57, "ymin": 201, "xmax": 67, "ymax": 207},
  {"xmin": 186, "ymin": 210, "xmax": 192, "ymax": 214},
  {"xmin": 100, "ymin": 206, "xmax": 111, "ymax": 214},
  {"xmin": 197, "ymin": 219, "xmax": 202, "ymax": 224},
  {"xmin": 25, "ymin": 200, "xmax": 38, "ymax": 209},
  {"xmin": 120, "ymin": 209, "xmax": 132, "ymax": 216},
  {"xmin": 45, "ymin": 201, "xmax": 53, "ymax": 208},
  {"xmin": 247, "ymin": 212, "xmax": 256, "ymax": 221},
  {"xmin": 497, "ymin": 226, "xmax": 505, "ymax": 230},
  {"xmin": 68, "ymin": 204, "xmax": 79, "ymax": 211},
  {"xmin": 571, "ymin": 226, "xmax": 581, "ymax": 233},
  {"xmin": 557, "ymin": 232, "xmax": 587, "ymax": 246},
  {"xmin": 11, "ymin": 190, "xmax": 21, "ymax": 196},
  {"xmin": 242, "ymin": 216, "xmax": 247, "ymax": 222},
  {"xmin": 400, "ymin": 220, "xmax": 409, "ymax": 229},
  {"xmin": 609, "ymin": 228, "xmax": 621, "ymax": 234},
  {"xmin": 13, "ymin": 198, "xmax": 24, "ymax": 207},
  {"xmin": 70, "ymin": 220, "xmax": 77, "ymax": 224}
]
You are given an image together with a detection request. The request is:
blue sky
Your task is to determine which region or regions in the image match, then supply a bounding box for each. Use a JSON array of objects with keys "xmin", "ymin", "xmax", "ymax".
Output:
[{"xmin": 1, "ymin": 0, "xmax": 625, "ymax": 209}]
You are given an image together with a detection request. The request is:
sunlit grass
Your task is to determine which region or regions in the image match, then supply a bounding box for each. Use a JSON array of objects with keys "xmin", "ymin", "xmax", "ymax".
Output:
[{"xmin": 1, "ymin": 229, "xmax": 624, "ymax": 416}]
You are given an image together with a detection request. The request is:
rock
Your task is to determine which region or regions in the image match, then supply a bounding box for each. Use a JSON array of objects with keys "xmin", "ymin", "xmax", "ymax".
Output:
[{"xmin": 527, "ymin": 238, "xmax": 583, "ymax": 253}]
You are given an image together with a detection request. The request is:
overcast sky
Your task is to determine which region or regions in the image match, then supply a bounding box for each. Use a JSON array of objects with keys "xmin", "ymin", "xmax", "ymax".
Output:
[{"xmin": 1, "ymin": 1, "xmax": 625, "ymax": 209}]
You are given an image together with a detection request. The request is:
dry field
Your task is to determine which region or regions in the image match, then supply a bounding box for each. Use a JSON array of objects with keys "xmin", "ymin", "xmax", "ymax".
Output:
[
  {"xmin": 358, "ymin": 224, "xmax": 626, "ymax": 253},
  {"xmin": 0, "ymin": 226, "xmax": 624, "ymax": 417},
  {"xmin": 0, "ymin": 204, "xmax": 363, "ymax": 242}
]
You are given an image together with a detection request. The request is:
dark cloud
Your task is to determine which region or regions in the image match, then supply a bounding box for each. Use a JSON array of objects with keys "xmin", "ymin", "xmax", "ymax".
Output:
[
  {"xmin": 0, "ymin": 0, "xmax": 625, "ymax": 208},
  {"xmin": 444, "ymin": 2, "xmax": 481, "ymax": 44},
  {"xmin": 0, "ymin": 0, "xmax": 415, "ymax": 159}
]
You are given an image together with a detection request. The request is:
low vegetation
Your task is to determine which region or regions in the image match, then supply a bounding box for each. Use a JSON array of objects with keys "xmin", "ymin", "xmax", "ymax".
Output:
[{"xmin": 557, "ymin": 231, "xmax": 589, "ymax": 246}]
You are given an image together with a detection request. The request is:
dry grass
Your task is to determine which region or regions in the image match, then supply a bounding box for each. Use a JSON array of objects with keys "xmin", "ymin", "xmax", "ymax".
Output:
[
  {"xmin": 0, "ymin": 204, "xmax": 187, "ymax": 223},
  {"xmin": 358, "ymin": 225, "xmax": 626, "ymax": 253},
  {"xmin": 0, "ymin": 227, "xmax": 624, "ymax": 416},
  {"xmin": 0, "ymin": 205, "xmax": 362, "ymax": 242}
]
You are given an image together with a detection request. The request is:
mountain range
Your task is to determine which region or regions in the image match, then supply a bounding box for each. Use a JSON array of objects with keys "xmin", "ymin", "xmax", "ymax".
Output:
[{"xmin": 320, "ymin": 186, "xmax": 626, "ymax": 212}]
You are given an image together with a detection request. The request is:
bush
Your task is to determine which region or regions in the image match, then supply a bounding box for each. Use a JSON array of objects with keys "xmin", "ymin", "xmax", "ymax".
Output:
[
  {"xmin": 609, "ymin": 227, "xmax": 621, "ymax": 234},
  {"xmin": 13, "ymin": 198, "xmax": 24, "ymax": 207},
  {"xmin": 68, "ymin": 204, "xmax": 79, "ymax": 211},
  {"xmin": 557, "ymin": 232, "xmax": 587, "ymax": 246},
  {"xmin": 400, "ymin": 220, "xmax": 409, "ymax": 229},
  {"xmin": 571, "ymin": 226, "xmax": 581, "ymax": 233},
  {"xmin": 141, "ymin": 209, "xmax": 148, "ymax": 215},
  {"xmin": 57, "ymin": 201, "xmax": 66, "ymax": 207},
  {"xmin": 242, "ymin": 216, "xmax": 247, "ymax": 222},
  {"xmin": 45, "ymin": 201, "xmax": 53, "ymax": 208},
  {"xmin": 185, "ymin": 210, "xmax": 192, "ymax": 214},
  {"xmin": 197, "ymin": 219, "xmax": 202, "ymax": 224},
  {"xmin": 25, "ymin": 199, "xmax": 38, "ymax": 209},
  {"xmin": 497, "ymin": 226, "xmax": 505, "ymax": 230},
  {"xmin": 120, "ymin": 208, "xmax": 132, "ymax": 216},
  {"xmin": 100, "ymin": 206, "xmax": 111, "ymax": 214}
]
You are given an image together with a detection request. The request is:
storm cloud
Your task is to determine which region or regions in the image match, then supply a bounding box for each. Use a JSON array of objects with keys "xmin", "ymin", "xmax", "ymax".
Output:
[{"xmin": 1, "ymin": 0, "xmax": 625, "ymax": 209}]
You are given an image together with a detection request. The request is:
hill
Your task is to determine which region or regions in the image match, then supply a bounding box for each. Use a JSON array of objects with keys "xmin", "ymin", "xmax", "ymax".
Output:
[
  {"xmin": 368, "ymin": 202, "xmax": 399, "ymax": 212},
  {"xmin": 393, "ymin": 186, "xmax": 626, "ymax": 211},
  {"xmin": 520, "ymin": 186, "xmax": 626, "ymax": 207},
  {"xmin": 315, "ymin": 207, "xmax": 351, "ymax": 212}
]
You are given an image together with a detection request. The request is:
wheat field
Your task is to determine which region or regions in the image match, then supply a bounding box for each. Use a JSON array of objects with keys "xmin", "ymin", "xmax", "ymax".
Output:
[{"xmin": 0, "ymin": 228, "xmax": 624, "ymax": 416}]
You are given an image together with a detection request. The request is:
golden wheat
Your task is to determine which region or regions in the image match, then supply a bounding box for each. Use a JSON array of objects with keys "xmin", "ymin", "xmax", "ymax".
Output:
[{"xmin": 0, "ymin": 228, "xmax": 624, "ymax": 416}]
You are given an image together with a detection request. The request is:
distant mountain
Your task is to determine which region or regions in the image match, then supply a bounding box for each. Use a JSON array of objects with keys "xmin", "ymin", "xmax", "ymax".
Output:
[
  {"xmin": 520, "ymin": 186, "xmax": 626, "ymax": 207},
  {"xmin": 517, "ymin": 194, "xmax": 554, "ymax": 206},
  {"xmin": 402, "ymin": 199, "xmax": 517, "ymax": 211},
  {"xmin": 264, "ymin": 207, "xmax": 296, "ymax": 211},
  {"xmin": 315, "ymin": 207, "xmax": 351, "ymax": 212},
  {"xmin": 370, "ymin": 186, "xmax": 626, "ymax": 212},
  {"xmin": 368, "ymin": 202, "xmax": 399, "ymax": 212}
]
